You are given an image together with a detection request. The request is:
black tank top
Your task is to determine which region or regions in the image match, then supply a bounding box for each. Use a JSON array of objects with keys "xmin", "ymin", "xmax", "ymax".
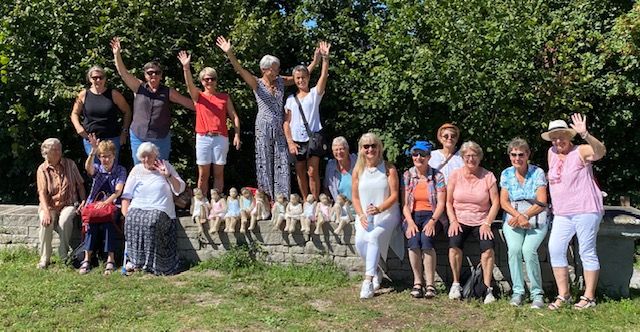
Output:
[
  {"xmin": 82, "ymin": 88, "xmax": 121, "ymax": 138},
  {"xmin": 131, "ymin": 84, "xmax": 171, "ymax": 139}
]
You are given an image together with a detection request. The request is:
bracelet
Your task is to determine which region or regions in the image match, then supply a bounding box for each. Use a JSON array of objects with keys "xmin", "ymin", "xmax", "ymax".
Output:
[
  {"xmin": 483, "ymin": 221, "xmax": 492, "ymax": 227},
  {"xmin": 521, "ymin": 213, "xmax": 530, "ymax": 220},
  {"xmin": 429, "ymin": 217, "xmax": 437, "ymax": 223},
  {"xmin": 166, "ymin": 174, "xmax": 172, "ymax": 179},
  {"xmin": 122, "ymin": 128, "xmax": 129, "ymax": 133},
  {"xmin": 580, "ymin": 131, "xmax": 589, "ymax": 139}
]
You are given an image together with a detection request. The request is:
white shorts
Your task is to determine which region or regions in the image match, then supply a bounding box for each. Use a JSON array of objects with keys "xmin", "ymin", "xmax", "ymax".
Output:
[{"xmin": 196, "ymin": 134, "xmax": 229, "ymax": 165}]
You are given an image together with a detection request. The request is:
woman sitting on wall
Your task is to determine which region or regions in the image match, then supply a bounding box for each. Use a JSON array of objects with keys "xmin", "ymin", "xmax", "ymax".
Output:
[{"xmin": 324, "ymin": 136, "xmax": 357, "ymax": 201}]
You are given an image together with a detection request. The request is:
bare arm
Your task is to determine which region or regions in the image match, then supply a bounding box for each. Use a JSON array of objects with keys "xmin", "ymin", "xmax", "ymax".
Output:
[
  {"xmin": 283, "ymin": 46, "xmax": 321, "ymax": 86},
  {"xmin": 283, "ymin": 109, "xmax": 298, "ymax": 155},
  {"xmin": 216, "ymin": 36, "xmax": 257, "ymax": 90},
  {"xmin": 226, "ymin": 97, "xmax": 241, "ymax": 150},
  {"xmin": 379, "ymin": 166, "xmax": 400, "ymax": 211},
  {"xmin": 484, "ymin": 183, "xmax": 501, "ymax": 225},
  {"xmin": 112, "ymin": 89, "xmax": 131, "ymax": 144},
  {"xmin": 121, "ymin": 198, "xmax": 130, "ymax": 217},
  {"xmin": 84, "ymin": 134, "xmax": 99, "ymax": 177},
  {"xmin": 169, "ymin": 88, "xmax": 195, "ymax": 111},
  {"xmin": 177, "ymin": 51, "xmax": 201, "ymax": 101},
  {"xmin": 571, "ymin": 113, "xmax": 606, "ymax": 162},
  {"xmin": 110, "ymin": 37, "xmax": 142, "ymax": 92},
  {"xmin": 70, "ymin": 90, "xmax": 89, "ymax": 139},
  {"xmin": 351, "ymin": 170, "xmax": 367, "ymax": 228},
  {"xmin": 315, "ymin": 41, "xmax": 330, "ymax": 95}
]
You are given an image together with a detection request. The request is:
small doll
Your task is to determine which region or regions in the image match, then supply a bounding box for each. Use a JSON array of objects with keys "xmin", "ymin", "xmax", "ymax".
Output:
[
  {"xmin": 190, "ymin": 188, "xmax": 210, "ymax": 234},
  {"xmin": 208, "ymin": 188, "xmax": 227, "ymax": 234},
  {"xmin": 284, "ymin": 193, "xmax": 304, "ymax": 233},
  {"xmin": 301, "ymin": 194, "xmax": 316, "ymax": 234},
  {"xmin": 314, "ymin": 193, "xmax": 332, "ymax": 235},
  {"xmin": 332, "ymin": 194, "xmax": 354, "ymax": 234},
  {"xmin": 250, "ymin": 190, "xmax": 270, "ymax": 231},
  {"xmin": 224, "ymin": 187, "xmax": 241, "ymax": 233},
  {"xmin": 271, "ymin": 193, "xmax": 287, "ymax": 230},
  {"xmin": 239, "ymin": 187, "xmax": 255, "ymax": 233}
]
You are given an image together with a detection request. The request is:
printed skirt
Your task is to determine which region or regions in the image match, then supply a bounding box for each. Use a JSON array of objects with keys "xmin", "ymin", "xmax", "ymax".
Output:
[{"xmin": 125, "ymin": 208, "xmax": 178, "ymax": 275}]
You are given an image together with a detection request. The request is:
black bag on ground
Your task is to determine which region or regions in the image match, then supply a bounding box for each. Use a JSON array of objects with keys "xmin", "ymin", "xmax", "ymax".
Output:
[{"xmin": 462, "ymin": 262, "xmax": 487, "ymax": 300}]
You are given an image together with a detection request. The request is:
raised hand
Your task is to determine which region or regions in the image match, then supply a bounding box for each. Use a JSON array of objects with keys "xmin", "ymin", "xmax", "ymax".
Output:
[
  {"xmin": 154, "ymin": 159, "xmax": 170, "ymax": 178},
  {"xmin": 177, "ymin": 50, "xmax": 191, "ymax": 68},
  {"xmin": 110, "ymin": 37, "xmax": 122, "ymax": 55},
  {"xmin": 216, "ymin": 36, "xmax": 232, "ymax": 53},
  {"xmin": 570, "ymin": 113, "xmax": 588, "ymax": 136},
  {"xmin": 87, "ymin": 133, "xmax": 100, "ymax": 151},
  {"xmin": 319, "ymin": 41, "xmax": 331, "ymax": 56}
]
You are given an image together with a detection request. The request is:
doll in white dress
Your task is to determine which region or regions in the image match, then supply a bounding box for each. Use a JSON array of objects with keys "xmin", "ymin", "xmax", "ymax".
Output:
[
  {"xmin": 224, "ymin": 187, "xmax": 241, "ymax": 233},
  {"xmin": 314, "ymin": 193, "xmax": 332, "ymax": 235},
  {"xmin": 239, "ymin": 187, "xmax": 255, "ymax": 233},
  {"xmin": 271, "ymin": 193, "xmax": 287, "ymax": 230},
  {"xmin": 250, "ymin": 189, "xmax": 270, "ymax": 231}
]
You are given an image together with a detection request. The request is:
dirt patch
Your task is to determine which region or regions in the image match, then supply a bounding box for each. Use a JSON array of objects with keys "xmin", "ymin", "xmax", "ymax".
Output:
[
  {"xmin": 308, "ymin": 299, "xmax": 333, "ymax": 312},
  {"xmin": 191, "ymin": 293, "xmax": 223, "ymax": 307}
]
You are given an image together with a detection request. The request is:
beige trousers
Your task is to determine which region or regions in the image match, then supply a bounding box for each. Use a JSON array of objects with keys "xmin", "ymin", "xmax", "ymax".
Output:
[{"xmin": 38, "ymin": 206, "xmax": 76, "ymax": 263}]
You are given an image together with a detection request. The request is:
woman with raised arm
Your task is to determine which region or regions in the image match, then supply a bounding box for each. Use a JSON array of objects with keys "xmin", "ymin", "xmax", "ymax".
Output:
[
  {"xmin": 543, "ymin": 113, "xmax": 606, "ymax": 310},
  {"xmin": 70, "ymin": 65, "xmax": 131, "ymax": 162},
  {"xmin": 110, "ymin": 37, "xmax": 194, "ymax": 164},
  {"xmin": 283, "ymin": 41, "xmax": 330, "ymax": 200},
  {"xmin": 216, "ymin": 36, "xmax": 319, "ymax": 200},
  {"xmin": 177, "ymin": 51, "xmax": 241, "ymax": 195}
]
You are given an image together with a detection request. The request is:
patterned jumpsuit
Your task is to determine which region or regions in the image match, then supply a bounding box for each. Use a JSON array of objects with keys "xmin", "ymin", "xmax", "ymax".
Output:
[{"xmin": 253, "ymin": 76, "xmax": 290, "ymax": 200}]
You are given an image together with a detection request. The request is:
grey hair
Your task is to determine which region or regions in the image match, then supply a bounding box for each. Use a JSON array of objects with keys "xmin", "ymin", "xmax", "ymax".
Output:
[
  {"xmin": 143, "ymin": 61, "xmax": 162, "ymax": 73},
  {"xmin": 86, "ymin": 65, "xmax": 105, "ymax": 82},
  {"xmin": 41, "ymin": 138, "xmax": 61, "ymax": 158},
  {"xmin": 332, "ymin": 136, "xmax": 349, "ymax": 150},
  {"xmin": 259, "ymin": 55, "xmax": 280, "ymax": 70},
  {"xmin": 460, "ymin": 141, "xmax": 484, "ymax": 160},
  {"xmin": 292, "ymin": 65, "xmax": 309, "ymax": 77},
  {"xmin": 198, "ymin": 67, "xmax": 217, "ymax": 81},
  {"xmin": 507, "ymin": 137, "xmax": 530, "ymax": 155},
  {"xmin": 136, "ymin": 142, "xmax": 160, "ymax": 161}
]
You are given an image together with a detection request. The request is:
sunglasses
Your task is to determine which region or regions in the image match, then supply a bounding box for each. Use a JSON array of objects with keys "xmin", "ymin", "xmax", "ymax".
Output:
[
  {"xmin": 363, "ymin": 144, "xmax": 377, "ymax": 150},
  {"xmin": 442, "ymin": 134, "xmax": 457, "ymax": 139},
  {"xmin": 90, "ymin": 76, "xmax": 104, "ymax": 81},
  {"xmin": 411, "ymin": 151, "xmax": 430, "ymax": 158},
  {"xmin": 202, "ymin": 77, "xmax": 217, "ymax": 82},
  {"xmin": 510, "ymin": 152, "xmax": 525, "ymax": 158},
  {"xmin": 145, "ymin": 70, "xmax": 162, "ymax": 76}
]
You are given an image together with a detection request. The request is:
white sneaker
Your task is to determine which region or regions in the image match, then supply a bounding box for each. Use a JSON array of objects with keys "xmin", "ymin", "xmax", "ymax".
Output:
[
  {"xmin": 448, "ymin": 283, "xmax": 462, "ymax": 300},
  {"xmin": 360, "ymin": 280, "xmax": 374, "ymax": 299},
  {"xmin": 372, "ymin": 269, "xmax": 382, "ymax": 290},
  {"xmin": 484, "ymin": 287, "xmax": 496, "ymax": 304}
]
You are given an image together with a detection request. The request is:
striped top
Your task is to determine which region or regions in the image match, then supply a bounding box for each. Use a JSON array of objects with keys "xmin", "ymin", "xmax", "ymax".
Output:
[{"xmin": 548, "ymin": 146, "xmax": 603, "ymax": 216}]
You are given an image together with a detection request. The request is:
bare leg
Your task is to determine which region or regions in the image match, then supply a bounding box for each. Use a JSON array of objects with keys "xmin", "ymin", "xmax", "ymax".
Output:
[
  {"xmin": 197, "ymin": 164, "xmax": 211, "ymax": 196},
  {"xmin": 481, "ymin": 249, "xmax": 495, "ymax": 287},
  {"xmin": 449, "ymin": 247, "xmax": 462, "ymax": 283},
  {"xmin": 212, "ymin": 164, "xmax": 224, "ymax": 193},
  {"xmin": 295, "ymin": 160, "xmax": 309, "ymax": 199},
  {"xmin": 575, "ymin": 269, "xmax": 600, "ymax": 306},
  {"xmin": 423, "ymin": 249, "xmax": 436, "ymax": 286},
  {"xmin": 307, "ymin": 156, "xmax": 321, "ymax": 199},
  {"xmin": 408, "ymin": 249, "xmax": 424, "ymax": 286},
  {"xmin": 551, "ymin": 266, "xmax": 571, "ymax": 307}
]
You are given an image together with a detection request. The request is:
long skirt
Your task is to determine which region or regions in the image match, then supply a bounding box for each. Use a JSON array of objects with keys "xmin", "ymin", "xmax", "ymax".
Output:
[{"xmin": 125, "ymin": 208, "xmax": 178, "ymax": 275}]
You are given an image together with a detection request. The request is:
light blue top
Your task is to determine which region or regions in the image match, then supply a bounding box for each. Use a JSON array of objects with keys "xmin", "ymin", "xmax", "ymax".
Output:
[
  {"xmin": 338, "ymin": 172, "xmax": 353, "ymax": 201},
  {"xmin": 499, "ymin": 164, "xmax": 547, "ymax": 201}
]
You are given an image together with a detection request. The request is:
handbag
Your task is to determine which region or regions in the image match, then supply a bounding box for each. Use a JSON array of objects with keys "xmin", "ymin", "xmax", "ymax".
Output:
[
  {"xmin": 81, "ymin": 192, "xmax": 117, "ymax": 224},
  {"xmin": 293, "ymin": 95, "xmax": 328, "ymax": 157},
  {"xmin": 462, "ymin": 261, "xmax": 486, "ymax": 300}
]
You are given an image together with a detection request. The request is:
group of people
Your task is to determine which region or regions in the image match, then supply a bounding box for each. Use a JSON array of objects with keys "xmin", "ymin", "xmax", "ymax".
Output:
[
  {"xmin": 36, "ymin": 36, "xmax": 606, "ymax": 309},
  {"xmin": 346, "ymin": 115, "xmax": 605, "ymax": 311}
]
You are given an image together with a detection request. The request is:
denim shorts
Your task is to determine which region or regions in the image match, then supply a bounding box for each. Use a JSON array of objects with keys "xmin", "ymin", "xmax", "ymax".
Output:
[{"xmin": 406, "ymin": 211, "xmax": 441, "ymax": 250}]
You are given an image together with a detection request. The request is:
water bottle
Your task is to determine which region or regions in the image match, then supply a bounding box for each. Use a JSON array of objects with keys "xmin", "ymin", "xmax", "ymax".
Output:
[{"xmin": 367, "ymin": 203, "xmax": 375, "ymax": 231}]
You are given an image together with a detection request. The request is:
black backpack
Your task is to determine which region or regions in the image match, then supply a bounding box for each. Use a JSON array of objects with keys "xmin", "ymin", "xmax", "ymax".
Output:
[{"xmin": 462, "ymin": 262, "xmax": 487, "ymax": 300}]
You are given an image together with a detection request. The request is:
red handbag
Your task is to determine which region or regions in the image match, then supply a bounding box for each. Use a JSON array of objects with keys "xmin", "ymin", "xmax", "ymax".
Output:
[{"xmin": 81, "ymin": 192, "xmax": 117, "ymax": 224}]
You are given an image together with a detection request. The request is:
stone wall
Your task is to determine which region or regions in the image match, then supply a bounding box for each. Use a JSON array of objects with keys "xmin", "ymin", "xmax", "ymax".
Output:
[{"xmin": 1, "ymin": 204, "xmax": 639, "ymax": 298}]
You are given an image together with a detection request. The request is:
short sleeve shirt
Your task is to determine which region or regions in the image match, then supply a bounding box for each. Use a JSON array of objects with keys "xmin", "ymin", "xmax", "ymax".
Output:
[
  {"xmin": 87, "ymin": 163, "xmax": 128, "ymax": 204},
  {"xmin": 450, "ymin": 167, "xmax": 497, "ymax": 226},
  {"xmin": 284, "ymin": 87, "xmax": 323, "ymax": 142},
  {"xmin": 499, "ymin": 164, "xmax": 547, "ymax": 201}
]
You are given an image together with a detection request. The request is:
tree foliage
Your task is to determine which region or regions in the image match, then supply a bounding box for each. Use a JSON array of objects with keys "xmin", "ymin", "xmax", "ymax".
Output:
[{"xmin": 1, "ymin": 0, "xmax": 638, "ymax": 205}]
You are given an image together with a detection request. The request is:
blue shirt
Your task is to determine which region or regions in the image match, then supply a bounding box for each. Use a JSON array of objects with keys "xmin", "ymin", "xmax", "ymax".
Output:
[
  {"xmin": 499, "ymin": 164, "xmax": 547, "ymax": 201},
  {"xmin": 88, "ymin": 163, "xmax": 128, "ymax": 205},
  {"xmin": 338, "ymin": 171, "xmax": 353, "ymax": 201}
]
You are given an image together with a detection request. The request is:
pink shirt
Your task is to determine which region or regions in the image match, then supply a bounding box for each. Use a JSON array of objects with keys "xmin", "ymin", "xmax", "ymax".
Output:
[
  {"xmin": 548, "ymin": 146, "xmax": 603, "ymax": 216},
  {"xmin": 450, "ymin": 167, "xmax": 496, "ymax": 226}
]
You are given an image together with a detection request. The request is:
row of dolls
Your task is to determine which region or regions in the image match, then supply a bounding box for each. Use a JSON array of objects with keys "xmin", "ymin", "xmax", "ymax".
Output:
[{"xmin": 191, "ymin": 187, "xmax": 355, "ymax": 235}]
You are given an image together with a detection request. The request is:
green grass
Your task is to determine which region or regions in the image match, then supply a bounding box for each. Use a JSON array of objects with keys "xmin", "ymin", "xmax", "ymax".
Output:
[{"xmin": 2, "ymin": 246, "xmax": 640, "ymax": 330}]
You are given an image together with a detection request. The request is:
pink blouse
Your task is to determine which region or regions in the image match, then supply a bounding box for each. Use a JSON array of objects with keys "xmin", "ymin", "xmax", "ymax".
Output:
[{"xmin": 450, "ymin": 167, "xmax": 496, "ymax": 226}]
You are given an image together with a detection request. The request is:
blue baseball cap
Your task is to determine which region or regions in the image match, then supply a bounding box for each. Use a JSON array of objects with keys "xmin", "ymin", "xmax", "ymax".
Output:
[{"xmin": 410, "ymin": 140, "xmax": 432, "ymax": 152}]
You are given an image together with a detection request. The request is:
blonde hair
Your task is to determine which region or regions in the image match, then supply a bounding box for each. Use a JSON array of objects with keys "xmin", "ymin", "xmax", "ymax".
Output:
[
  {"xmin": 460, "ymin": 141, "xmax": 484, "ymax": 160},
  {"xmin": 40, "ymin": 138, "xmax": 61, "ymax": 158},
  {"xmin": 86, "ymin": 65, "xmax": 106, "ymax": 83},
  {"xmin": 97, "ymin": 140, "xmax": 116, "ymax": 156},
  {"xmin": 353, "ymin": 132, "xmax": 384, "ymax": 176},
  {"xmin": 198, "ymin": 67, "xmax": 217, "ymax": 81}
]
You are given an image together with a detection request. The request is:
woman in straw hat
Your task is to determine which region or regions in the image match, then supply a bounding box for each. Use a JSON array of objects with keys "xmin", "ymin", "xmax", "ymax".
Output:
[{"xmin": 543, "ymin": 113, "xmax": 606, "ymax": 310}]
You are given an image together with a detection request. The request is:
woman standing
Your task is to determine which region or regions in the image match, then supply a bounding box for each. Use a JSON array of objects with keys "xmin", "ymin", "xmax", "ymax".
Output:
[
  {"xmin": 70, "ymin": 65, "xmax": 131, "ymax": 161},
  {"xmin": 111, "ymin": 37, "xmax": 194, "ymax": 164},
  {"xmin": 283, "ymin": 41, "xmax": 330, "ymax": 199},
  {"xmin": 402, "ymin": 140, "xmax": 446, "ymax": 299},
  {"xmin": 80, "ymin": 134, "xmax": 127, "ymax": 275},
  {"xmin": 36, "ymin": 138, "xmax": 86, "ymax": 268},
  {"xmin": 352, "ymin": 133, "xmax": 404, "ymax": 299},
  {"xmin": 543, "ymin": 114, "xmax": 606, "ymax": 310},
  {"xmin": 216, "ymin": 36, "xmax": 318, "ymax": 200},
  {"xmin": 177, "ymin": 51, "xmax": 241, "ymax": 195},
  {"xmin": 121, "ymin": 142, "xmax": 186, "ymax": 275},
  {"xmin": 429, "ymin": 123, "xmax": 464, "ymax": 183},
  {"xmin": 324, "ymin": 136, "xmax": 357, "ymax": 201},
  {"xmin": 446, "ymin": 141, "xmax": 500, "ymax": 304},
  {"xmin": 499, "ymin": 138, "xmax": 548, "ymax": 308}
]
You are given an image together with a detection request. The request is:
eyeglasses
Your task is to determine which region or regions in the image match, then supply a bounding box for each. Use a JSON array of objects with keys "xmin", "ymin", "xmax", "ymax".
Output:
[
  {"xmin": 463, "ymin": 154, "xmax": 479, "ymax": 160},
  {"xmin": 412, "ymin": 151, "xmax": 430, "ymax": 158},
  {"xmin": 203, "ymin": 77, "xmax": 217, "ymax": 82},
  {"xmin": 145, "ymin": 70, "xmax": 162, "ymax": 76},
  {"xmin": 442, "ymin": 134, "xmax": 457, "ymax": 139},
  {"xmin": 363, "ymin": 144, "xmax": 377, "ymax": 150},
  {"xmin": 90, "ymin": 76, "xmax": 104, "ymax": 81},
  {"xmin": 509, "ymin": 152, "xmax": 525, "ymax": 158}
]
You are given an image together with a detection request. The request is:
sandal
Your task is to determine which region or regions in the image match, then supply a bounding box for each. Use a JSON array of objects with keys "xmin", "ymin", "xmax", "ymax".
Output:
[
  {"xmin": 104, "ymin": 262, "xmax": 115, "ymax": 276},
  {"xmin": 410, "ymin": 284, "xmax": 424, "ymax": 298},
  {"xmin": 79, "ymin": 260, "xmax": 91, "ymax": 275},
  {"xmin": 425, "ymin": 285, "xmax": 437, "ymax": 299},
  {"xmin": 574, "ymin": 296, "xmax": 597, "ymax": 310},
  {"xmin": 548, "ymin": 295, "xmax": 572, "ymax": 310}
]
